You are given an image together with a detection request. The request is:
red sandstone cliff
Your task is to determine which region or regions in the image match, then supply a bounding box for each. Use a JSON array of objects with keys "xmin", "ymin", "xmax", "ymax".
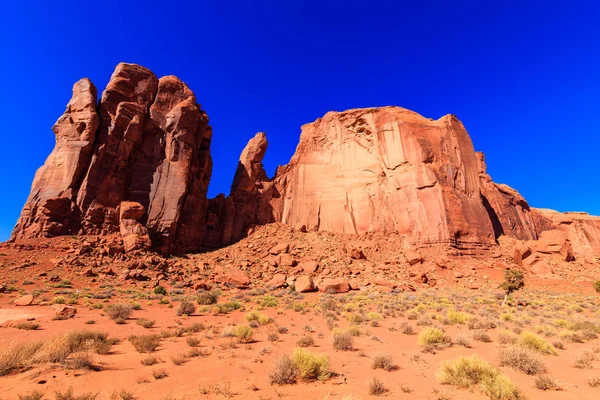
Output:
[
  {"xmin": 11, "ymin": 63, "xmax": 600, "ymax": 260},
  {"xmin": 12, "ymin": 63, "xmax": 212, "ymax": 254}
]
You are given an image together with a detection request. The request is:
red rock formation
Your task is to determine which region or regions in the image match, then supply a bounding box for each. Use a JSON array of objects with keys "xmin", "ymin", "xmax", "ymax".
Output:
[
  {"xmin": 477, "ymin": 152, "xmax": 548, "ymax": 241},
  {"xmin": 12, "ymin": 79, "xmax": 99, "ymax": 238},
  {"xmin": 12, "ymin": 66, "xmax": 599, "ymax": 260},
  {"xmin": 12, "ymin": 63, "xmax": 212, "ymax": 254},
  {"xmin": 269, "ymin": 107, "xmax": 498, "ymax": 252},
  {"xmin": 534, "ymin": 209, "xmax": 600, "ymax": 258}
]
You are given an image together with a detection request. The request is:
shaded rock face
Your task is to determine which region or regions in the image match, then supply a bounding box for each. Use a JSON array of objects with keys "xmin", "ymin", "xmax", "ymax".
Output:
[
  {"xmin": 12, "ymin": 79, "xmax": 99, "ymax": 238},
  {"xmin": 13, "ymin": 63, "xmax": 212, "ymax": 254},
  {"xmin": 476, "ymin": 152, "xmax": 548, "ymax": 241},
  {"xmin": 204, "ymin": 132, "xmax": 277, "ymax": 247}
]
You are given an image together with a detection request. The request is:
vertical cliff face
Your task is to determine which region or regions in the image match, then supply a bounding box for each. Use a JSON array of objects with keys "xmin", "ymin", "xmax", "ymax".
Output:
[
  {"xmin": 269, "ymin": 107, "xmax": 497, "ymax": 252},
  {"xmin": 12, "ymin": 78, "xmax": 100, "ymax": 238},
  {"xmin": 12, "ymin": 63, "xmax": 213, "ymax": 254},
  {"xmin": 476, "ymin": 152, "xmax": 547, "ymax": 241}
]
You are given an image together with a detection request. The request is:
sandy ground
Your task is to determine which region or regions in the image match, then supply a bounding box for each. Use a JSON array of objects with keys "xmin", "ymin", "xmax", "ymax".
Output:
[{"xmin": 1, "ymin": 286, "xmax": 600, "ymax": 400}]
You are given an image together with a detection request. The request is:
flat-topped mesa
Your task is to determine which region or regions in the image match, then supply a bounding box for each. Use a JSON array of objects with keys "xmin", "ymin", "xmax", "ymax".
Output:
[{"xmin": 12, "ymin": 63, "xmax": 213, "ymax": 254}]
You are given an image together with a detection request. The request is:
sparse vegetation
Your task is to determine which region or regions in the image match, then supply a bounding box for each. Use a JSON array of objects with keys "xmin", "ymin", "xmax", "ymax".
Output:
[
  {"xmin": 128, "ymin": 335, "xmax": 160, "ymax": 353},
  {"xmin": 333, "ymin": 332, "xmax": 354, "ymax": 351},
  {"xmin": 136, "ymin": 319, "xmax": 155, "ymax": 329},
  {"xmin": 498, "ymin": 345, "xmax": 546, "ymax": 375},
  {"xmin": 105, "ymin": 303, "xmax": 133, "ymax": 322},
  {"xmin": 372, "ymin": 354, "xmax": 395, "ymax": 371},
  {"xmin": 233, "ymin": 325, "xmax": 254, "ymax": 343},
  {"xmin": 369, "ymin": 377, "xmax": 387, "ymax": 396},
  {"xmin": 176, "ymin": 301, "xmax": 196, "ymax": 316}
]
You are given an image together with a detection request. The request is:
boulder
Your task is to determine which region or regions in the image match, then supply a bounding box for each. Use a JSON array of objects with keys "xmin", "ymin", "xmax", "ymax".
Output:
[
  {"xmin": 269, "ymin": 243, "xmax": 289, "ymax": 255},
  {"xmin": 295, "ymin": 276, "xmax": 315, "ymax": 293},
  {"xmin": 318, "ymin": 279, "xmax": 351, "ymax": 293},
  {"xmin": 215, "ymin": 268, "xmax": 250, "ymax": 288},
  {"xmin": 278, "ymin": 253, "xmax": 297, "ymax": 267},
  {"xmin": 14, "ymin": 295, "xmax": 34, "ymax": 306},
  {"xmin": 299, "ymin": 260, "xmax": 319, "ymax": 274},
  {"xmin": 533, "ymin": 230, "xmax": 574, "ymax": 261},
  {"xmin": 266, "ymin": 273, "xmax": 287, "ymax": 289},
  {"xmin": 51, "ymin": 305, "xmax": 77, "ymax": 318},
  {"xmin": 404, "ymin": 249, "xmax": 423, "ymax": 266}
]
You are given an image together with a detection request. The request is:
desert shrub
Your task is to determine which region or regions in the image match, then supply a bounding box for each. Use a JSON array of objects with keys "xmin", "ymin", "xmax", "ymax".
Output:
[
  {"xmin": 368, "ymin": 377, "xmax": 387, "ymax": 396},
  {"xmin": 448, "ymin": 310, "xmax": 473, "ymax": 325},
  {"xmin": 500, "ymin": 270, "xmax": 525, "ymax": 303},
  {"xmin": 480, "ymin": 374, "xmax": 523, "ymax": 400},
  {"xmin": 437, "ymin": 356, "xmax": 498, "ymax": 388},
  {"xmin": 152, "ymin": 369, "xmax": 168, "ymax": 380},
  {"xmin": 366, "ymin": 312, "xmax": 382, "ymax": 321},
  {"xmin": 418, "ymin": 327, "xmax": 451, "ymax": 349},
  {"xmin": 347, "ymin": 325, "xmax": 361, "ymax": 336},
  {"xmin": 534, "ymin": 375, "xmax": 560, "ymax": 391},
  {"xmin": 473, "ymin": 330, "xmax": 492, "ymax": 343},
  {"xmin": 277, "ymin": 326, "xmax": 288, "ymax": 334},
  {"xmin": 53, "ymin": 296, "xmax": 66, "ymax": 304},
  {"xmin": 16, "ymin": 322, "xmax": 40, "ymax": 330},
  {"xmin": 128, "ymin": 335, "xmax": 160, "ymax": 353},
  {"xmin": 17, "ymin": 391, "xmax": 44, "ymax": 400},
  {"xmin": 498, "ymin": 345, "xmax": 546, "ymax": 375},
  {"xmin": 105, "ymin": 303, "xmax": 133, "ymax": 321},
  {"xmin": 61, "ymin": 351, "xmax": 99, "ymax": 371},
  {"xmin": 519, "ymin": 331, "xmax": 557, "ymax": 355},
  {"xmin": 196, "ymin": 291, "xmax": 218, "ymax": 305},
  {"xmin": 454, "ymin": 333, "xmax": 472, "ymax": 348},
  {"xmin": 234, "ymin": 325, "xmax": 254, "ymax": 343},
  {"xmin": 296, "ymin": 335, "xmax": 315, "ymax": 347},
  {"xmin": 136, "ymin": 319, "xmax": 155, "ymax": 329},
  {"xmin": 333, "ymin": 332, "xmax": 354, "ymax": 351},
  {"xmin": 140, "ymin": 356, "xmax": 158, "ymax": 366},
  {"xmin": 589, "ymin": 376, "xmax": 600, "ymax": 387},
  {"xmin": 269, "ymin": 355, "xmax": 297, "ymax": 385},
  {"xmin": 176, "ymin": 301, "xmax": 196, "ymax": 316},
  {"xmin": 572, "ymin": 348, "xmax": 596, "ymax": 368},
  {"xmin": 171, "ymin": 353, "xmax": 187, "ymax": 366},
  {"xmin": 498, "ymin": 330, "xmax": 518, "ymax": 345},
  {"xmin": 372, "ymin": 354, "xmax": 395, "ymax": 371},
  {"xmin": 55, "ymin": 388, "xmax": 98, "ymax": 400},
  {"xmin": 153, "ymin": 286, "xmax": 167, "ymax": 295},
  {"xmin": 260, "ymin": 295, "xmax": 278, "ymax": 308},
  {"xmin": 186, "ymin": 336, "xmax": 201, "ymax": 347},
  {"xmin": 559, "ymin": 330, "xmax": 585, "ymax": 343},
  {"xmin": 400, "ymin": 322, "xmax": 414, "ymax": 335},
  {"xmin": 593, "ymin": 280, "xmax": 600, "ymax": 293},
  {"xmin": 291, "ymin": 348, "xmax": 330, "ymax": 381},
  {"xmin": 438, "ymin": 356, "xmax": 522, "ymax": 399}
]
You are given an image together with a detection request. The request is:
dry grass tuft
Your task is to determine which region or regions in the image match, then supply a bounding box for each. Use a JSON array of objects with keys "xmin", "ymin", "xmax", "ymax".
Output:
[{"xmin": 497, "ymin": 345, "xmax": 546, "ymax": 375}]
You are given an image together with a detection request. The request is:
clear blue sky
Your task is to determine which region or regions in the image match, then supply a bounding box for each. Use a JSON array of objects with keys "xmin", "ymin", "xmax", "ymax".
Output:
[{"xmin": 1, "ymin": 1, "xmax": 599, "ymax": 241}]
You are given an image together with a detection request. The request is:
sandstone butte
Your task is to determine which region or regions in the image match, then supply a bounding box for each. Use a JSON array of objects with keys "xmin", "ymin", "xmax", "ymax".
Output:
[{"xmin": 10, "ymin": 63, "xmax": 600, "ymax": 266}]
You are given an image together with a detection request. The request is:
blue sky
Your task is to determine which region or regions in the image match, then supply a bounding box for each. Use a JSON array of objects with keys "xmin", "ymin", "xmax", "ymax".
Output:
[{"xmin": 1, "ymin": 1, "xmax": 599, "ymax": 241}]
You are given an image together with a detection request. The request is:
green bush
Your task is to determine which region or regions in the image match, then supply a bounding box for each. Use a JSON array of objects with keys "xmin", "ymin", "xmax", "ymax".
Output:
[
  {"xmin": 291, "ymin": 348, "xmax": 330, "ymax": 381},
  {"xmin": 234, "ymin": 325, "xmax": 254, "ymax": 343},
  {"xmin": 153, "ymin": 286, "xmax": 167, "ymax": 295}
]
